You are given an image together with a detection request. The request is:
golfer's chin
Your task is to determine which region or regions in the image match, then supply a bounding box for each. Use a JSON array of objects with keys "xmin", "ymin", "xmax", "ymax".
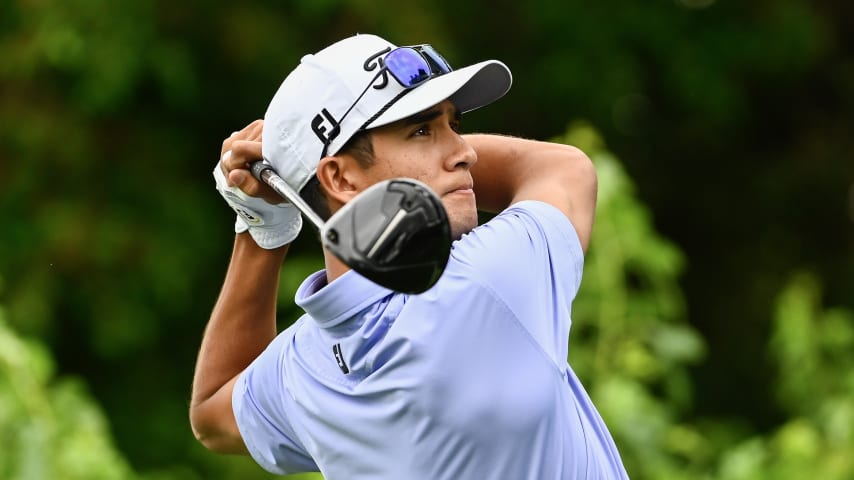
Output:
[{"xmin": 443, "ymin": 193, "xmax": 478, "ymax": 241}]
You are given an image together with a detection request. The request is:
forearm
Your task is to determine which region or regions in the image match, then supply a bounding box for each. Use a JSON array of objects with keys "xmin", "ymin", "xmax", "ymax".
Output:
[
  {"xmin": 190, "ymin": 233, "xmax": 286, "ymax": 429},
  {"xmin": 465, "ymin": 133, "xmax": 597, "ymax": 250}
]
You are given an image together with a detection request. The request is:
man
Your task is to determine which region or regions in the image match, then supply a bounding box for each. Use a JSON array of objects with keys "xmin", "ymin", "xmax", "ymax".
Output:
[{"xmin": 190, "ymin": 34, "xmax": 628, "ymax": 479}]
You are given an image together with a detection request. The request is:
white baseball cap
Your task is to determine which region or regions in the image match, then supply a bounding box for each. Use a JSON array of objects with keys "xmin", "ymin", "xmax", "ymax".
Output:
[{"xmin": 262, "ymin": 34, "xmax": 513, "ymax": 193}]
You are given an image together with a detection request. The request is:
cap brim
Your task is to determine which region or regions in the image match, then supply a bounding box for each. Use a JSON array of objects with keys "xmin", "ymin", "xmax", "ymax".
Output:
[{"xmin": 365, "ymin": 60, "xmax": 512, "ymax": 129}]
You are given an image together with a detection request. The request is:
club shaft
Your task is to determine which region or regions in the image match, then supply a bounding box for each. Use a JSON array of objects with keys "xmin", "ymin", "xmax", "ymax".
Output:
[{"xmin": 250, "ymin": 161, "xmax": 325, "ymax": 231}]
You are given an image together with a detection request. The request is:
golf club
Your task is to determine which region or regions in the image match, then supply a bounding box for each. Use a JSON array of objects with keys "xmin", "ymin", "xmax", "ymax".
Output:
[{"xmin": 250, "ymin": 161, "xmax": 451, "ymax": 294}]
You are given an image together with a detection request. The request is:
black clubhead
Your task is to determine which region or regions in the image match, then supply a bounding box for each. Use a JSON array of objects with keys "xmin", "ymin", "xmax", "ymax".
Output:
[{"xmin": 322, "ymin": 178, "xmax": 451, "ymax": 294}]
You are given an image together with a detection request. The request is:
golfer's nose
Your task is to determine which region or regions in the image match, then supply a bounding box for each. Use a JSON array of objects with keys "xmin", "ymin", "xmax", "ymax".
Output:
[{"xmin": 445, "ymin": 133, "xmax": 477, "ymax": 171}]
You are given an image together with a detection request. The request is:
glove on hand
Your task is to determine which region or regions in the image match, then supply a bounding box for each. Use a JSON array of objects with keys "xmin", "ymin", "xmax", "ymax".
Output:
[{"xmin": 213, "ymin": 155, "xmax": 302, "ymax": 249}]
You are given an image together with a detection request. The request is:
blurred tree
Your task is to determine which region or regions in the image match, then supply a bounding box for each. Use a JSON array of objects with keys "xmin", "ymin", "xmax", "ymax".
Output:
[
  {"xmin": 558, "ymin": 124, "xmax": 854, "ymax": 480},
  {"xmin": 2, "ymin": 0, "xmax": 852, "ymax": 477},
  {"xmin": 699, "ymin": 272, "xmax": 854, "ymax": 480},
  {"xmin": 561, "ymin": 123, "xmax": 709, "ymax": 479},
  {"xmin": 0, "ymin": 306, "xmax": 138, "ymax": 479}
]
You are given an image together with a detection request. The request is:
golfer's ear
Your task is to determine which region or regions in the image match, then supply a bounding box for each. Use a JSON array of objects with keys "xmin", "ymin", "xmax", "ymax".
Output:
[{"xmin": 316, "ymin": 155, "xmax": 360, "ymax": 205}]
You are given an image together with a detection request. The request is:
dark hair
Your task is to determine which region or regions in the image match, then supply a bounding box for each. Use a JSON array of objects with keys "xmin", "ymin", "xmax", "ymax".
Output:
[{"xmin": 299, "ymin": 130, "xmax": 375, "ymax": 222}]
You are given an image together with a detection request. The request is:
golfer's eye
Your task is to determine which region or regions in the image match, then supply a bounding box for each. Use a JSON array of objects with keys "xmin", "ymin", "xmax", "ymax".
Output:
[{"xmin": 412, "ymin": 125, "xmax": 431, "ymax": 137}]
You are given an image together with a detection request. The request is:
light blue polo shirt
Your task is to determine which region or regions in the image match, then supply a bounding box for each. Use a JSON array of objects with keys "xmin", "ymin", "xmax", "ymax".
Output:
[{"xmin": 233, "ymin": 200, "xmax": 629, "ymax": 479}]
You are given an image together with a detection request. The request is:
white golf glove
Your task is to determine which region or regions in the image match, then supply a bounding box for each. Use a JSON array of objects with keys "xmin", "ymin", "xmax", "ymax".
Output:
[{"xmin": 213, "ymin": 157, "xmax": 302, "ymax": 249}]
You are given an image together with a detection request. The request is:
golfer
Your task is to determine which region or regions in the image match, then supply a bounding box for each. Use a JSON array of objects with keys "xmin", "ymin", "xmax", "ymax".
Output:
[{"xmin": 190, "ymin": 33, "xmax": 629, "ymax": 479}]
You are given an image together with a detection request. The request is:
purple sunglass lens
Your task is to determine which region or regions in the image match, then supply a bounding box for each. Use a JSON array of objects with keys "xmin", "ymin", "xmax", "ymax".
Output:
[{"xmin": 385, "ymin": 49, "xmax": 432, "ymax": 87}]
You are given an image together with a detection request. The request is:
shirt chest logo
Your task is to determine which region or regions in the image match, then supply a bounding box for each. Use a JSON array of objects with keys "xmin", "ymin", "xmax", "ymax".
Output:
[{"xmin": 332, "ymin": 343, "xmax": 349, "ymax": 374}]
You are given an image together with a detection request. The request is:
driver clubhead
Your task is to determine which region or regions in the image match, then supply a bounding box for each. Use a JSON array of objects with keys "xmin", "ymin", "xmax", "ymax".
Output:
[{"xmin": 322, "ymin": 178, "xmax": 451, "ymax": 294}]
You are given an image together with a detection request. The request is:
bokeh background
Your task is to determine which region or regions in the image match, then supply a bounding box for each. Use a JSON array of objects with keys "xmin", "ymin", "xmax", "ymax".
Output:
[{"xmin": 2, "ymin": 0, "xmax": 853, "ymax": 479}]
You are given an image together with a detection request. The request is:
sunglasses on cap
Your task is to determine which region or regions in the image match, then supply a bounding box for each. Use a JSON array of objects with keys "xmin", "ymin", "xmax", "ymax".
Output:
[
  {"xmin": 384, "ymin": 44, "xmax": 452, "ymax": 88},
  {"xmin": 319, "ymin": 44, "xmax": 453, "ymax": 159}
]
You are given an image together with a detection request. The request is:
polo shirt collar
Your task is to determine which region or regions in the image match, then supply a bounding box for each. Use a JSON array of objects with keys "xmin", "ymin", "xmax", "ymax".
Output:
[{"xmin": 295, "ymin": 269, "xmax": 393, "ymax": 329}]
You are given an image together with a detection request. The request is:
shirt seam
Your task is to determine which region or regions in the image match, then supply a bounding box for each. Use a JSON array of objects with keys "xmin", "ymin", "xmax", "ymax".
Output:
[
  {"xmin": 470, "ymin": 275, "xmax": 568, "ymax": 376},
  {"xmin": 233, "ymin": 372, "xmax": 292, "ymax": 475},
  {"xmin": 515, "ymin": 201, "xmax": 585, "ymax": 288},
  {"xmin": 464, "ymin": 201, "xmax": 583, "ymax": 372}
]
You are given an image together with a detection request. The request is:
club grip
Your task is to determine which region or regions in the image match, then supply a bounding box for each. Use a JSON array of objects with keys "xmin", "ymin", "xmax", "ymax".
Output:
[
  {"xmin": 250, "ymin": 160, "xmax": 271, "ymax": 181},
  {"xmin": 248, "ymin": 160, "xmax": 325, "ymax": 231}
]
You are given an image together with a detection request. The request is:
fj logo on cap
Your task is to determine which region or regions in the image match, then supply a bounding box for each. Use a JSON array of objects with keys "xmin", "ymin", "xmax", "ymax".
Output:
[
  {"xmin": 311, "ymin": 47, "xmax": 394, "ymax": 149},
  {"xmin": 311, "ymin": 108, "xmax": 340, "ymax": 146}
]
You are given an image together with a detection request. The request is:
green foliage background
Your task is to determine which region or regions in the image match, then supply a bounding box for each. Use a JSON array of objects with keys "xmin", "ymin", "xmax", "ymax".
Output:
[{"xmin": 1, "ymin": 0, "xmax": 852, "ymax": 478}]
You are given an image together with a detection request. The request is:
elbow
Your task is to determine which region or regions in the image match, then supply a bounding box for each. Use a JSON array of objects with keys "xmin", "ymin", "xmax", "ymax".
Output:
[
  {"xmin": 554, "ymin": 145, "xmax": 598, "ymax": 252},
  {"xmin": 189, "ymin": 375, "xmax": 245, "ymax": 453},
  {"xmin": 565, "ymin": 143, "xmax": 595, "ymax": 170},
  {"xmin": 189, "ymin": 405, "xmax": 216, "ymax": 450},
  {"xmin": 189, "ymin": 403, "xmax": 243, "ymax": 454},
  {"xmin": 577, "ymin": 149, "xmax": 598, "ymax": 193},
  {"xmin": 557, "ymin": 144, "xmax": 597, "ymax": 192},
  {"xmin": 192, "ymin": 432, "xmax": 228, "ymax": 454}
]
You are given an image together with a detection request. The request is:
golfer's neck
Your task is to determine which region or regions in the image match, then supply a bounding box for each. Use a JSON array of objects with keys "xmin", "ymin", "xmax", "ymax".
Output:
[{"xmin": 322, "ymin": 249, "xmax": 351, "ymax": 287}]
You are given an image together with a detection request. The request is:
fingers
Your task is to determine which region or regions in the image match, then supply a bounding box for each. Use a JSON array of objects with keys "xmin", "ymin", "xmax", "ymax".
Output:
[
  {"xmin": 246, "ymin": 119, "xmax": 263, "ymax": 141},
  {"xmin": 218, "ymin": 120, "xmax": 282, "ymax": 204},
  {"xmin": 222, "ymin": 142, "xmax": 262, "ymax": 195},
  {"xmin": 221, "ymin": 140, "xmax": 263, "ymax": 174},
  {"xmin": 219, "ymin": 120, "xmax": 264, "ymax": 184},
  {"xmin": 220, "ymin": 119, "xmax": 263, "ymax": 155}
]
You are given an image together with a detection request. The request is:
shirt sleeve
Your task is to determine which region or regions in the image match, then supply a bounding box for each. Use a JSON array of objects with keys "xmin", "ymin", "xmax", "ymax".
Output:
[
  {"xmin": 450, "ymin": 200, "xmax": 584, "ymax": 366},
  {"xmin": 232, "ymin": 325, "xmax": 318, "ymax": 475}
]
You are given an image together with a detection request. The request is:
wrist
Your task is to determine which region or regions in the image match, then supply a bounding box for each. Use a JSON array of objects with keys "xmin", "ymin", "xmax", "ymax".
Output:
[
  {"xmin": 233, "ymin": 232, "xmax": 290, "ymax": 265},
  {"xmin": 214, "ymin": 161, "xmax": 303, "ymax": 248}
]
